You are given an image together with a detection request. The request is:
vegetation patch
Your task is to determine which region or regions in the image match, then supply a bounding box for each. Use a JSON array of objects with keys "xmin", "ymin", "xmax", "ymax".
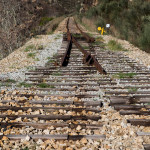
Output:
[
  {"xmin": 82, "ymin": 46, "xmax": 89, "ymax": 49},
  {"xmin": 5, "ymin": 79, "xmax": 16, "ymax": 83},
  {"xmin": 39, "ymin": 17, "xmax": 53, "ymax": 26},
  {"xmin": 128, "ymin": 87, "xmax": 138, "ymax": 93},
  {"xmin": 52, "ymin": 72, "xmax": 61, "ymax": 76},
  {"xmin": 96, "ymin": 37, "xmax": 104, "ymax": 42},
  {"xmin": 47, "ymin": 57, "xmax": 54, "ymax": 63},
  {"xmin": 72, "ymin": 34, "xmax": 82, "ymax": 38},
  {"xmin": 54, "ymin": 34, "xmax": 61, "ymax": 40},
  {"xmin": 18, "ymin": 82, "xmax": 32, "ymax": 88},
  {"xmin": 24, "ymin": 45, "xmax": 36, "ymax": 52},
  {"xmin": 107, "ymin": 40, "xmax": 128, "ymax": 51},
  {"xmin": 38, "ymin": 83, "xmax": 55, "ymax": 88},
  {"xmin": 21, "ymin": 147, "xmax": 29, "ymax": 150},
  {"xmin": 113, "ymin": 72, "xmax": 137, "ymax": 79},
  {"xmin": 27, "ymin": 53, "xmax": 36, "ymax": 59},
  {"xmin": 35, "ymin": 58, "xmax": 40, "ymax": 61},
  {"xmin": 80, "ymin": 0, "xmax": 150, "ymax": 52},
  {"xmin": 37, "ymin": 45, "xmax": 44, "ymax": 50}
]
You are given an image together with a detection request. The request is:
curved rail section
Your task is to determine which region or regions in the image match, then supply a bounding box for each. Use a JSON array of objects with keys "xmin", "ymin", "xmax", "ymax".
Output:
[{"xmin": 61, "ymin": 18, "xmax": 107, "ymax": 75}]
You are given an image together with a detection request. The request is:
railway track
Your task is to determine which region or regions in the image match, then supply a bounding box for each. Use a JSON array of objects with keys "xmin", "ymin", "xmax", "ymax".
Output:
[{"xmin": 0, "ymin": 17, "xmax": 150, "ymax": 149}]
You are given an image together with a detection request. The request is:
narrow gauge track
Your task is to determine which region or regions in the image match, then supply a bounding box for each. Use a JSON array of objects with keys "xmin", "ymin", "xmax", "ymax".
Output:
[{"xmin": 0, "ymin": 17, "xmax": 150, "ymax": 149}]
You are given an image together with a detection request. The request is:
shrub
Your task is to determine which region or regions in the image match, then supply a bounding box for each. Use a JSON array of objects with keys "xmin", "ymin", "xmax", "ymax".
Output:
[
  {"xmin": 39, "ymin": 17, "xmax": 53, "ymax": 26},
  {"xmin": 96, "ymin": 16, "xmax": 105, "ymax": 28},
  {"xmin": 139, "ymin": 24, "xmax": 150, "ymax": 52},
  {"xmin": 86, "ymin": 7, "xmax": 98, "ymax": 18}
]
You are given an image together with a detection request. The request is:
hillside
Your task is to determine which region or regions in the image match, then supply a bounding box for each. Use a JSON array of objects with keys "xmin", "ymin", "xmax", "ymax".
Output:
[{"xmin": 78, "ymin": 0, "xmax": 150, "ymax": 52}]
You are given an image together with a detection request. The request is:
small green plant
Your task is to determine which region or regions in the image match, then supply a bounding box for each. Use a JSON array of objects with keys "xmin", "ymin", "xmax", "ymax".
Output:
[
  {"xmin": 21, "ymin": 147, "xmax": 29, "ymax": 150},
  {"xmin": 52, "ymin": 72, "xmax": 61, "ymax": 76},
  {"xmin": 37, "ymin": 45, "xmax": 44, "ymax": 50},
  {"xmin": 96, "ymin": 36, "xmax": 104, "ymax": 42},
  {"xmin": 82, "ymin": 46, "xmax": 89, "ymax": 49},
  {"xmin": 24, "ymin": 45, "xmax": 35, "ymax": 52},
  {"xmin": 128, "ymin": 87, "xmax": 138, "ymax": 93},
  {"xmin": 5, "ymin": 79, "xmax": 16, "ymax": 83},
  {"xmin": 39, "ymin": 17, "xmax": 53, "ymax": 26},
  {"xmin": 107, "ymin": 40, "xmax": 128, "ymax": 51},
  {"xmin": 47, "ymin": 57, "xmax": 51, "ymax": 60},
  {"xmin": 72, "ymin": 34, "xmax": 82, "ymax": 38},
  {"xmin": 26, "ymin": 66, "xmax": 35, "ymax": 70},
  {"xmin": 54, "ymin": 35, "xmax": 61, "ymax": 40},
  {"xmin": 113, "ymin": 73, "xmax": 137, "ymax": 79},
  {"xmin": 53, "ymin": 53, "xmax": 57, "ymax": 58},
  {"xmin": 18, "ymin": 82, "xmax": 32, "ymax": 88},
  {"xmin": 38, "ymin": 83, "xmax": 55, "ymax": 88},
  {"xmin": 27, "ymin": 53, "xmax": 36, "ymax": 59},
  {"xmin": 47, "ymin": 59, "xmax": 54, "ymax": 63},
  {"xmin": 35, "ymin": 58, "xmax": 40, "ymax": 61}
]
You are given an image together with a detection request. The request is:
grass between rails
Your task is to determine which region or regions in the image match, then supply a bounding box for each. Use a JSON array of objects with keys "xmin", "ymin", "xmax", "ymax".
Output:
[
  {"xmin": 38, "ymin": 83, "xmax": 55, "ymax": 88},
  {"xmin": 128, "ymin": 87, "xmax": 138, "ymax": 93},
  {"xmin": 17, "ymin": 82, "xmax": 32, "ymax": 88},
  {"xmin": 112, "ymin": 72, "xmax": 137, "ymax": 79}
]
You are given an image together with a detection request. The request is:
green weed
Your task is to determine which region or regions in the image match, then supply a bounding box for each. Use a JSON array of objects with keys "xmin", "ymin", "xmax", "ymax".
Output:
[
  {"xmin": 107, "ymin": 40, "xmax": 128, "ymax": 51},
  {"xmin": 38, "ymin": 83, "xmax": 55, "ymax": 88},
  {"xmin": 128, "ymin": 87, "xmax": 138, "ymax": 93},
  {"xmin": 35, "ymin": 58, "xmax": 40, "ymax": 61},
  {"xmin": 82, "ymin": 46, "xmax": 89, "ymax": 49},
  {"xmin": 27, "ymin": 53, "xmax": 36, "ymax": 59},
  {"xmin": 72, "ymin": 34, "xmax": 82, "ymax": 38},
  {"xmin": 113, "ymin": 73, "xmax": 137, "ymax": 79},
  {"xmin": 24, "ymin": 45, "xmax": 35, "ymax": 52},
  {"xmin": 21, "ymin": 147, "xmax": 29, "ymax": 150},
  {"xmin": 52, "ymin": 72, "xmax": 61, "ymax": 76},
  {"xmin": 37, "ymin": 45, "xmax": 44, "ymax": 50},
  {"xmin": 18, "ymin": 82, "xmax": 32, "ymax": 88},
  {"xmin": 5, "ymin": 79, "xmax": 16, "ymax": 83}
]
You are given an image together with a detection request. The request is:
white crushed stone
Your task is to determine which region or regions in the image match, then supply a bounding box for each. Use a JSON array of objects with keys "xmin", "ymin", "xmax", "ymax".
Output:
[{"xmin": 0, "ymin": 33, "xmax": 63, "ymax": 81}]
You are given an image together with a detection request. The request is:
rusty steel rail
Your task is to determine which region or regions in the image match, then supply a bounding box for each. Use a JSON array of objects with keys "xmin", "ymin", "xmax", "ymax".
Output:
[
  {"xmin": 61, "ymin": 18, "xmax": 107, "ymax": 74},
  {"xmin": 74, "ymin": 18, "xmax": 95, "ymax": 43},
  {"xmin": 61, "ymin": 18, "xmax": 72, "ymax": 66},
  {"xmin": 72, "ymin": 36, "xmax": 107, "ymax": 74}
]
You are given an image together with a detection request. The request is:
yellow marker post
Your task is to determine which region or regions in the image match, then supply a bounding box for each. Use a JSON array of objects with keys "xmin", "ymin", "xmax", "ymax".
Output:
[
  {"xmin": 98, "ymin": 27, "xmax": 106, "ymax": 35},
  {"xmin": 98, "ymin": 27, "xmax": 101, "ymax": 31}
]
